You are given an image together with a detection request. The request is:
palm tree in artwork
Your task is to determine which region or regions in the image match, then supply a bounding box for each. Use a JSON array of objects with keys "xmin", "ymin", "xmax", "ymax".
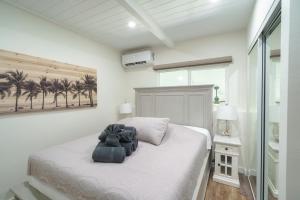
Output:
[
  {"xmin": 72, "ymin": 81, "xmax": 85, "ymax": 107},
  {"xmin": 22, "ymin": 80, "xmax": 41, "ymax": 109},
  {"xmin": 0, "ymin": 74, "xmax": 11, "ymax": 99},
  {"xmin": 39, "ymin": 76, "xmax": 51, "ymax": 109},
  {"xmin": 49, "ymin": 79, "xmax": 64, "ymax": 108},
  {"xmin": 82, "ymin": 75, "xmax": 97, "ymax": 107},
  {"xmin": 5, "ymin": 70, "xmax": 28, "ymax": 112},
  {"xmin": 61, "ymin": 79, "xmax": 72, "ymax": 108},
  {"xmin": 0, "ymin": 74, "xmax": 6, "ymax": 79}
]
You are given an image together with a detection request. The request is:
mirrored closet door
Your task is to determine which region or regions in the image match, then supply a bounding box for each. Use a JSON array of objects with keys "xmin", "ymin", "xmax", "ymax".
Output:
[
  {"xmin": 247, "ymin": 5, "xmax": 281, "ymax": 200},
  {"xmin": 248, "ymin": 42, "xmax": 258, "ymax": 199},
  {"xmin": 264, "ymin": 21, "xmax": 281, "ymax": 200}
]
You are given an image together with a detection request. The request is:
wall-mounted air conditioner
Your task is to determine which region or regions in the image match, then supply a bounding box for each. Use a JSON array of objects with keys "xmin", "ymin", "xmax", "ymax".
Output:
[{"xmin": 121, "ymin": 50, "xmax": 154, "ymax": 68}]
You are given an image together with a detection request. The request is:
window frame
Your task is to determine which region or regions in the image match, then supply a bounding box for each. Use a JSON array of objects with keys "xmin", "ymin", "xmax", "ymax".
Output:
[{"xmin": 158, "ymin": 65, "xmax": 227, "ymax": 100}]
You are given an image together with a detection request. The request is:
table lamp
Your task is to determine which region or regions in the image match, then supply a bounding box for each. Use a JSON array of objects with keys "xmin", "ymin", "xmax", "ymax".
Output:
[
  {"xmin": 216, "ymin": 104, "xmax": 238, "ymax": 136},
  {"xmin": 119, "ymin": 102, "xmax": 132, "ymax": 115}
]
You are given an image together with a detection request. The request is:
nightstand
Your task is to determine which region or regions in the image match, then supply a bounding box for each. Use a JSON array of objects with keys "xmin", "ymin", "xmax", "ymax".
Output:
[{"xmin": 213, "ymin": 134, "xmax": 242, "ymax": 188}]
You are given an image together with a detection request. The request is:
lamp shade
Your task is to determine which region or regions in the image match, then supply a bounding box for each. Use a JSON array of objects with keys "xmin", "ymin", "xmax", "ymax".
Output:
[
  {"xmin": 216, "ymin": 104, "xmax": 238, "ymax": 120},
  {"xmin": 119, "ymin": 103, "xmax": 132, "ymax": 114}
]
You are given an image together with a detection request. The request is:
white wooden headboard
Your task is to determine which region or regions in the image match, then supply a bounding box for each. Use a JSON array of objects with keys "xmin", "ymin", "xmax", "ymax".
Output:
[{"xmin": 134, "ymin": 85, "xmax": 213, "ymax": 134}]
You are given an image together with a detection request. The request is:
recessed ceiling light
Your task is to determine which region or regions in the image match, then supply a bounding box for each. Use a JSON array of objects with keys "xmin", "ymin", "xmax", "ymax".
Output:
[
  {"xmin": 210, "ymin": 0, "xmax": 219, "ymax": 3},
  {"xmin": 128, "ymin": 21, "xmax": 136, "ymax": 28}
]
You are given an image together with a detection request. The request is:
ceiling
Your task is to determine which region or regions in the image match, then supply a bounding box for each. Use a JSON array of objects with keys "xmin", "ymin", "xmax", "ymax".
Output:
[{"xmin": 4, "ymin": 0, "xmax": 255, "ymax": 50}]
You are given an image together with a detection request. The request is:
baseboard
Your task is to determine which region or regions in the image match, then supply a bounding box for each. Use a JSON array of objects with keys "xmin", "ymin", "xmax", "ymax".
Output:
[
  {"xmin": 248, "ymin": 176, "xmax": 256, "ymax": 200},
  {"xmin": 238, "ymin": 167, "xmax": 257, "ymax": 176},
  {"xmin": 213, "ymin": 174, "xmax": 240, "ymax": 188},
  {"xmin": 0, "ymin": 190, "xmax": 15, "ymax": 200},
  {"xmin": 238, "ymin": 167, "xmax": 247, "ymax": 175},
  {"xmin": 248, "ymin": 169, "xmax": 257, "ymax": 176},
  {"xmin": 268, "ymin": 178, "xmax": 278, "ymax": 198}
]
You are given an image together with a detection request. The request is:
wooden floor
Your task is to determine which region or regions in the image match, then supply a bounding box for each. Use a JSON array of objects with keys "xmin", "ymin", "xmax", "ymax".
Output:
[
  {"xmin": 204, "ymin": 172, "xmax": 253, "ymax": 200},
  {"xmin": 249, "ymin": 175, "xmax": 278, "ymax": 200}
]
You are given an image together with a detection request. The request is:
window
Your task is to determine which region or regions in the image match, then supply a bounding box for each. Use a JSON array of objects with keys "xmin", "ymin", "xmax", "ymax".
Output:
[
  {"xmin": 159, "ymin": 69, "xmax": 188, "ymax": 86},
  {"xmin": 159, "ymin": 66, "xmax": 226, "ymax": 101},
  {"xmin": 190, "ymin": 67, "xmax": 226, "ymax": 100}
]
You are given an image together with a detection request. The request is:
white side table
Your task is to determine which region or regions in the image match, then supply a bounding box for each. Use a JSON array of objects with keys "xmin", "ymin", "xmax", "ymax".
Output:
[{"xmin": 213, "ymin": 135, "xmax": 242, "ymax": 188}]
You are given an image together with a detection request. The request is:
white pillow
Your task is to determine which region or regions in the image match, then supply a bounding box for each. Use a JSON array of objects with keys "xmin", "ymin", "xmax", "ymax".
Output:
[{"xmin": 118, "ymin": 117, "xmax": 170, "ymax": 145}]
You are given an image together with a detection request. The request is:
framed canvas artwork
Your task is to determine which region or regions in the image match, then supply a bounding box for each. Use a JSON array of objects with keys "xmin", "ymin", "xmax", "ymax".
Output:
[{"xmin": 0, "ymin": 49, "xmax": 97, "ymax": 115}]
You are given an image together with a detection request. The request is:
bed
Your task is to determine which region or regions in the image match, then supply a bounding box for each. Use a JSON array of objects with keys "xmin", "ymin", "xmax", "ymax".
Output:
[{"xmin": 28, "ymin": 85, "xmax": 213, "ymax": 200}]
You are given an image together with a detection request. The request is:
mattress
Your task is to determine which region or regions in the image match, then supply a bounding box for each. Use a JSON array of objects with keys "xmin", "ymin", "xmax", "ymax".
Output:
[
  {"xmin": 28, "ymin": 124, "xmax": 208, "ymax": 200},
  {"xmin": 184, "ymin": 125, "xmax": 212, "ymax": 150}
]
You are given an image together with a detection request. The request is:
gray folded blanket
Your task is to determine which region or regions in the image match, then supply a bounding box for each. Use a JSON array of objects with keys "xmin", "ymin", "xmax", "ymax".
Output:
[
  {"xmin": 98, "ymin": 124, "xmax": 125, "ymax": 142},
  {"xmin": 92, "ymin": 142, "xmax": 126, "ymax": 163},
  {"xmin": 105, "ymin": 134, "xmax": 121, "ymax": 147},
  {"xmin": 93, "ymin": 124, "xmax": 138, "ymax": 163},
  {"xmin": 119, "ymin": 127, "xmax": 136, "ymax": 142},
  {"xmin": 120, "ymin": 141, "xmax": 134, "ymax": 156},
  {"xmin": 133, "ymin": 138, "xmax": 138, "ymax": 151}
]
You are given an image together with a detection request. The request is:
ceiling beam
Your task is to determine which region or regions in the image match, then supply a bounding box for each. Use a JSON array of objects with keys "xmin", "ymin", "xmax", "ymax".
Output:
[{"xmin": 115, "ymin": 0, "xmax": 174, "ymax": 48}]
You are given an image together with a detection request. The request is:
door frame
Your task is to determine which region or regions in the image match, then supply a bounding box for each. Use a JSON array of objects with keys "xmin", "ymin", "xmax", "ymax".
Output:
[{"xmin": 258, "ymin": 6, "xmax": 281, "ymax": 200}]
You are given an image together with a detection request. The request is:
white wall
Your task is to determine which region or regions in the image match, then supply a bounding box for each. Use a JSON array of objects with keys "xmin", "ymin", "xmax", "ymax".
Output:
[
  {"xmin": 0, "ymin": 2, "xmax": 125, "ymax": 194},
  {"xmin": 125, "ymin": 31, "xmax": 247, "ymax": 108},
  {"xmin": 247, "ymin": 0, "xmax": 279, "ymax": 49},
  {"xmin": 124, "ymin": 31, "xmax": 251, "ymax": 172}
]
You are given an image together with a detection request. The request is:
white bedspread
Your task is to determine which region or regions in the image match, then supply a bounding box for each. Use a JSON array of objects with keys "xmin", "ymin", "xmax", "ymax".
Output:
[
  {"xmin": 28, "ymin": 124, "xmax": 208, "ymax": 200},
  {"xmin": 184, "ymin": 126, "xmax": 212, "ymax": 150}
]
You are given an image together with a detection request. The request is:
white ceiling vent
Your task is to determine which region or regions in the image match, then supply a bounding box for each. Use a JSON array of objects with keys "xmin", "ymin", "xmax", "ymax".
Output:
[{"xmin": 122, "ymin": 50, "xmax": 154, "ymax": 68}]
